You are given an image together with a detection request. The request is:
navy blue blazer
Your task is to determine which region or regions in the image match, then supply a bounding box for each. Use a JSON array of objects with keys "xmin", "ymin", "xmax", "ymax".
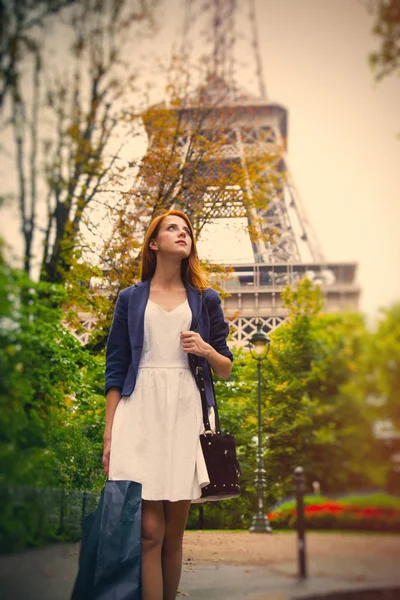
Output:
[{"xmin": 105, "ymin": 279, "xmax": 233, "ymax": 407}]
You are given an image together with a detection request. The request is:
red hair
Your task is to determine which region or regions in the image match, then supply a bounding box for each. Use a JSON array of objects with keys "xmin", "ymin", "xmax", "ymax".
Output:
[{"xmin": 140, "ymin": 209, "xmax": 209, "ymax": 290}]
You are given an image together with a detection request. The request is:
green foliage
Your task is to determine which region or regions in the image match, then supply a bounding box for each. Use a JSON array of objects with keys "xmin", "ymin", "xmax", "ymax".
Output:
[
  {"xmin": 187, "ymin": 496, "xmax": 250, "ymax": 530},
  {"xmin": 264, "ymin": 280, "xmax": 382, "ymax": 495},
  {"xmin": 0, "ymin": 250, "xmax": 107, "ymax": 550},
  {"xmin": 0, "ymin": 256, "xmax": 82, "ymax": 486},
  {"xmin": 0, "ymin": 251, "xmax": 105, "ymax": 491},
  {"xmin": 369, "ymin": 303, "xmax": 400, "ymax": 429},
  {"xmin": 46, "ymin": 356, "xmax": 106, "ymax": 492}
]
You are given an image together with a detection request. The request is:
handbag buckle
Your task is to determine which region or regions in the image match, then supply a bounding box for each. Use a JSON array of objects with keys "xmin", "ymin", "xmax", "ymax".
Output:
[{"xmin": 203, "ymin": 429, "xmax": 214, "ymax": 436}]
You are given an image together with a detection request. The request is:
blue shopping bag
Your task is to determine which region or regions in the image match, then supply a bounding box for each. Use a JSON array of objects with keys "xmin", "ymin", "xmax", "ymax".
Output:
[{"xmin": 71, "ymin": 480, "xmax": 142, "ymax": 600}]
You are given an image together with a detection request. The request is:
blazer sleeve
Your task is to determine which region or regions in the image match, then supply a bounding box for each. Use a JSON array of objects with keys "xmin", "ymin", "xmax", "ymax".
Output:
[
  {"xmin": 205, "ymin": 289, "xmax": 234, "ymax": 362},
  {"xmin": 105, "ymin": 290, "xmax": 131, "ymax": 395}
]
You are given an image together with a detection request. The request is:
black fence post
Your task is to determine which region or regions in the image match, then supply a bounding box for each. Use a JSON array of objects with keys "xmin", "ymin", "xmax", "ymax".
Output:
[
  {"xmin": 81, "ymin": 491, "xmax": 88, "ymax": 534},
  {"xmin": 198, "ymin": 505, "xmax": 204, "ymax": 530},
  {"xmin": 294, "ymin": 466, "xmax": 307, "ymax": 579},
  {"xmin": 59, "ymin": 489, "xmax": 65, "ymax": 534}
]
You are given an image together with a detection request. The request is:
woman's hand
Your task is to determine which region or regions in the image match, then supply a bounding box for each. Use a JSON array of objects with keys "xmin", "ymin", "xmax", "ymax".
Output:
[
  {"xmin": 180, "ymin": 330, "xmax": 232, "ymax": 379},
  {"xmin": 180, "ymin": 331, "xmax": 210, "ymax": 357},
  {"xmin": 102, "ymin": 436, "xmax": 111, "ymax": 476}
]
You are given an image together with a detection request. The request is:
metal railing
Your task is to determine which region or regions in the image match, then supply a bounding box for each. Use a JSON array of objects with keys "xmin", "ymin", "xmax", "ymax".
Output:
[{"xmin": 1, "ymin": 485, "xmax": 101, "ymax": 549}]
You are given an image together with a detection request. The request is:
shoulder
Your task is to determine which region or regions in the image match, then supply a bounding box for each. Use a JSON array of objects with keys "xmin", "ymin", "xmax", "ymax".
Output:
[
  {"xmin": 114, "ymin": 282, "xmax": 145, "ymax": 309},
  {"xmin": 119, "ymin": 281, "xmax": 146, "ymax": 298},
  {"xmin": 202, "ymin": 287, "xmax": 222, "ymax": 309}
]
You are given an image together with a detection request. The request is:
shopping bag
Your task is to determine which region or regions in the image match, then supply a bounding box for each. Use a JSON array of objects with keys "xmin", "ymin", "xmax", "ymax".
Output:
[{"xmin": 71, "ymin": 479, "xmax": 142, "ymax": 600}]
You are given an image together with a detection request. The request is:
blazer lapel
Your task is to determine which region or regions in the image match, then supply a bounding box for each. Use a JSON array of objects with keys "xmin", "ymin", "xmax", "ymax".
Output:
[
  {"xmin": 127, "ymin": 279, "xmax": 150, "ymax": 347},
  {"xmin": 186, "ymin": 284, "xmax": 202, "ymax": 330}
]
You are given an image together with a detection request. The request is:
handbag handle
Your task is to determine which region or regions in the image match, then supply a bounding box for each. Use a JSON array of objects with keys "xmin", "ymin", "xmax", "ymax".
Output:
[
  {"xmin": 191, "ymin": 295, "xmax": 222, "ymax": 434},
  {"xmin": 194, "ymin": 361, "xmax": 222, "ymax": 434}
]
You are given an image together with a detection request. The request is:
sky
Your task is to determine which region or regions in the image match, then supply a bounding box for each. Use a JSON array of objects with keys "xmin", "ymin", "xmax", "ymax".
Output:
[
  {"xmin": 250, "ymin": 0, "xmax": 400, "ymax": 320},
  {"xmin": 1, "ymin": 0, "xmax": 399, "ymax": 321}
]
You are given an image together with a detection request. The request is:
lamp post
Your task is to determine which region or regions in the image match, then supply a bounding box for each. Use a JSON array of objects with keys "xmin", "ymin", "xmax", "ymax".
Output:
[{"xmin": 249, "ymin": 322, "xmax": 272, "ymax": 534}]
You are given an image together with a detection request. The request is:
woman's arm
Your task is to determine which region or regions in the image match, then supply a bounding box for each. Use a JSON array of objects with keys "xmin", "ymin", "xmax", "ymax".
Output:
[
  {"xmin": 103, "ymin": 289, "xmax": 131, "ymax": 474},
  {"xmin": 102, "ymin": 387, "xmax": 121, "ymax": 475},
  {"xmin": 203, "ymin": 343, "xmax": 232, "ymax": 379},
  {"xmin": 104, "ymin": 387, "xmax": 121, "ymax": 440}
]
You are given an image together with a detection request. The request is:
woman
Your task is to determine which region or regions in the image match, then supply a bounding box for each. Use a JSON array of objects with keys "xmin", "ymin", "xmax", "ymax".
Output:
[{"xmin": 103, "ymin": 209, "xmax": 233, "ymax": 600}]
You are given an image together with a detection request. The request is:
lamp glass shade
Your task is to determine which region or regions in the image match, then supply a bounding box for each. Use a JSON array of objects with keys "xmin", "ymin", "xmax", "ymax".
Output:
[
  {"xmin": 253, "ymin": 340, "xmax": 266, "ymax": 355},
  {"xmin": 250, "ymin": 322, "xmax": 270, "ymax": 356}
]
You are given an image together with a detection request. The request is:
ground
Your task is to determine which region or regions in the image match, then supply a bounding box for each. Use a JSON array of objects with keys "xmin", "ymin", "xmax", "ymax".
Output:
[
  {"xmin": 1, "ymin": 530, "xmax": 400, "ymax": 599},
  {"xmin": 182, "ymin": 531, "xmax": 400, "ymax": 581}
]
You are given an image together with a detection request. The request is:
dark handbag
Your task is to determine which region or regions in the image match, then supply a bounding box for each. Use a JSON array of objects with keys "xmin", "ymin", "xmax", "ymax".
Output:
[
  {"xmin": 195, "ymin": 362, "xmax": 241, "ymax": 501},
  {"xmin": 70, "ymin": 479, "xmax": 142, "ymax": 600}
]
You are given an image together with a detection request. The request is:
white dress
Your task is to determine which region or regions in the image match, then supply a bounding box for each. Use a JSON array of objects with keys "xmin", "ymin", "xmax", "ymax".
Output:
[{"xmin": 109, "ymin": 298, "xmax": 212, "ymax": 502}]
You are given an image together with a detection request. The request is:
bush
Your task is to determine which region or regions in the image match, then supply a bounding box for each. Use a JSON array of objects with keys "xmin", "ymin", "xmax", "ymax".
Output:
[
  {"xmin": 187, "ymin": 494, "xmax": 254, "ymax": 530},
  {"xmin": 268, "ymin": 493, "xmax": 400, "ymax": 532}
]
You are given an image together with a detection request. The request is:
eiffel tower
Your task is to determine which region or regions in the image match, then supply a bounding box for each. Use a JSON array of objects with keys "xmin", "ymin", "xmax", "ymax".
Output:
[
  {"xmin": 72, "ymin": 0, "xmax": 360, "ymax": 346},
  {"xmin": 137, "ymin": 0, "xmax": 360, "ymax": 347}
]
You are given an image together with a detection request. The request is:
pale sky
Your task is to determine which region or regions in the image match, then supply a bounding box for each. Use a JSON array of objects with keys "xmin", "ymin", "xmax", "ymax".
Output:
[
  {"xmin": 1, "ymin": 0, "xmax": 399, "ymax": 321},
  {"xmin": 253, "ymin": 0, "xmax": 400, "ymax": 320}
]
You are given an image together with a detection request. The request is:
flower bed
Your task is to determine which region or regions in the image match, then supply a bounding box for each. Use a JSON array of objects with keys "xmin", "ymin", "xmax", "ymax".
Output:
[{"xmin": 268, "ymin": 493, "xmax": 400, "ymax": 532}]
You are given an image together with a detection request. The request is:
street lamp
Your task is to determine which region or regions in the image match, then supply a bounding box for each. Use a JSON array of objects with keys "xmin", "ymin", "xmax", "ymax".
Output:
[{"xmin": 248, "ymin": 322, "xmax": 273, "ymax": 534}]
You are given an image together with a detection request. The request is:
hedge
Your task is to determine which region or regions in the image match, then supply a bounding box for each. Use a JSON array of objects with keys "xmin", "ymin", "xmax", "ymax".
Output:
[{"xmin": 268, "ymin": 493, "xmax": 400, "ymax": 532}]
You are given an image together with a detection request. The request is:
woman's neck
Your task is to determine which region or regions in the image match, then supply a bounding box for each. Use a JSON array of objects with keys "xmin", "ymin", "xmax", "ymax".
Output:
[{"xmin": 151, "ymin": 258, "xmax": 184, "ymax": 291}]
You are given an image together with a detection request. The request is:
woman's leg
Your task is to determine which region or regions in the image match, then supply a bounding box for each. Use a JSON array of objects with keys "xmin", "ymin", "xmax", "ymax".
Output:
[
  {"xmin": 142, "ymin": 500, "xmax": 165, "ymax": 600},
  {"xmin": 162, "ymin": 500, "xmax": 192, "ymax": 600}
]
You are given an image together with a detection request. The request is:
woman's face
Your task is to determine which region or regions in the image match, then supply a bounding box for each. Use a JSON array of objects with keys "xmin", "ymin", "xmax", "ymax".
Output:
[{"xmin": 150, "ymin": 215, "xmax": 193, "ymax": 259}]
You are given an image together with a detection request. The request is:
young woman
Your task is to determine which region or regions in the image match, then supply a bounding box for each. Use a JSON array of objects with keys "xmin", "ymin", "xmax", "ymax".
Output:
[{"xmin": 103, "ymin": 209, "xmax": 233, "ymax": 600}]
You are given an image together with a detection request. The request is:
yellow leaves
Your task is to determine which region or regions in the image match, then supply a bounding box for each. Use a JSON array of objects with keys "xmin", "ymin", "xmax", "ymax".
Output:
[
  {"xmin": 247, "ymin": 414, "xmax": 258, "ymax": 427},
  {"xmin": 275, "ymin": 381, "xmax": 289, "ymax": 392},
  {"xmin": 281, "ymin": 277, "xmax": 324, "ymax": 317},
  {"xmin": 246, "ymin": 223, "xmax": 258, "ymax": 243},
  {"xmin": 66, "ymin": 123, "xmax": 80, "ymax": 139}
]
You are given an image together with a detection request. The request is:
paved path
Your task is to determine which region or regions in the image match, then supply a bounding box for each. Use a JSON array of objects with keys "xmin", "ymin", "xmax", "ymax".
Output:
[{"xmin": 0, "ymin": 532, "xmax": 399, "ymax": 599}]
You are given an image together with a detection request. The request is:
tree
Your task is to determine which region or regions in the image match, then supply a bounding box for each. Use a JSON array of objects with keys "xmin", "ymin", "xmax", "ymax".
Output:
[
  {"xmin": 40, "ymin": 0, "xmax": 157, "ymax": 284},
  {"xmin": 264, "ymin": 279, "xmax": 381, "ymax": 494},
  {"xmin": 366, "ymin": 303, "xmax": 400, "ymax": 429},
  {"xmin": 0, "ymin": 0, "xmax": 78, "ymax": 113},
  {"xmin": 4, "ymin": 0, "xmax": 156, "ymax": 281},
  {"xmin": 367, "ymin": 0, "xmax": 400, "ymax": 80}
]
